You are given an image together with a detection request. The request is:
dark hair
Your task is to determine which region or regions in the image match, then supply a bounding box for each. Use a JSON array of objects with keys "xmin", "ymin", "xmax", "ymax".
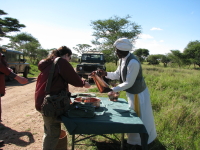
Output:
[{"xmin": 45, "ymin": 46, "xmax": 72, "ymax": 61}]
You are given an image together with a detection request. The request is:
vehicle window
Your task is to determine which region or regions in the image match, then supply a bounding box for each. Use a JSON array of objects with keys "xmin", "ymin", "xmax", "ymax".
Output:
[
  {"xmin": 20, "ymin": 54, "xmax": 24, "ymax": 60},
  {"xmin": 6, "ymin": 53, "xmax": 12, "ymax": 61},
  {"xmin": 15, "ymin": 54, "xmax": 19, "ymax": 61},
  {"xmin": 82, "ymin": 54, "xmax": 104, "ymax": 61}
]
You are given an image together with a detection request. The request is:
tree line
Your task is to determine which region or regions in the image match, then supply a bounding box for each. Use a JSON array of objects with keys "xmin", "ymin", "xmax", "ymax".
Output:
[
  {"xmin": 1, "ymin": 9, "xmax": 199, "ymax": 68},
  {"xmin": 133, "ymin": 41, "xmax": 200, "ymax": 68}
]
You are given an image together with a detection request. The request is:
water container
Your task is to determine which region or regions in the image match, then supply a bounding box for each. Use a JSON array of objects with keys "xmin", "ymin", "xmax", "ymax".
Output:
[
  {"xmin": 91, "ymin": 72, "xmax": 110, "ymax": 93},
  {"xmin": 56, "ymin": 130, "xmax": 67, "ymax": 150}
]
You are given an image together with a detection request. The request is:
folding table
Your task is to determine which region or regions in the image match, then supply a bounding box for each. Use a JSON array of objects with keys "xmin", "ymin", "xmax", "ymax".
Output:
[{"xmin": 61, "ymin": 97, "xmax": 148, "ymax": 150}]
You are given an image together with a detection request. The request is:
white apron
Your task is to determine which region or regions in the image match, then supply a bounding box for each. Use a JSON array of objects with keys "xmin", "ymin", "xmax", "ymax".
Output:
[{"xmin": 106, "ymin": 53, "xmax": 157, "ymax": 145}]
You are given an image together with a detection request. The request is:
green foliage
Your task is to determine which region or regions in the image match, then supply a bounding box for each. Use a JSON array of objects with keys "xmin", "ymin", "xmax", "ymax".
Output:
[
  {"xmin": 168, "ymin": 50, "xmax": 185, "ymax": 67},
  {"xmin": 133, "ymin": 48, "xmax": 149, "ymax": 62},
  {"xmin": 91, "ymin": 15, "xmax": 142, "ymax": 64},
  {"xmin": 183, "ymin": 40, "xmax": 200, "ymax": 67},
  {"xmin": 36, "ymin": 49, "xmax": 49, "ymax": 63},
  {"xmin": 73, "ymin": 44, "xmax": 92, "ymax": 55},
  {"xmin": 70, "ymin": 62, "xmax": 78, "ymax": 68},
  {"xmin": 146, "ymin": 54, "xmax": 160, "ymax": 65},
  {"xmin": 7, "ymin": 32, "xmax": 48, "ymax": 64},
  {"xmin": 105, "ymin": 62, "xmax": 118, "ymax": 72},
  {"xmin": 0, "ymin": 9, "xmax": 25, "ymax": 36},
  {"xmin": 160, "ymin": 54, "xmax": 171, "ymax": 67},
  {"xmin": 28, "ymin": 64, "xmax": 40, "ymax": 77}
]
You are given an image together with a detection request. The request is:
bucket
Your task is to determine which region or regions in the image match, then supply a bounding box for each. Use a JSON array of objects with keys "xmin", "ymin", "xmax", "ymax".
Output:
[{"xmin": 56, "ymin": 130, "xmax": 68, "ymax": 150}]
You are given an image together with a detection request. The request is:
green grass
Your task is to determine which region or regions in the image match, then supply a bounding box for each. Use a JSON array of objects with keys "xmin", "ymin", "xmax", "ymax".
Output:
[
  {"xmin": 28, "ymin": 64, "xmax": 41, "ymax": 78},
  {"xmin": 142, "ymin": 65, "xmax": 200, "ymax": 150},
  {"xmin": 86, "ymin": 63, "xmax": 200, "ymax": 150}
]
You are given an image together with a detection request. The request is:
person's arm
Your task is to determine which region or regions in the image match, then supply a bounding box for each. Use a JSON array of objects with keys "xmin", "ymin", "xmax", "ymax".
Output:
[
  {"xmin": 58, "ymin": 59, "xmax": 90, "ymax": 88},
  {"xmin": 0, "ymin": 63, "xmax": 13, "ymax": 76},
  {"xmin": 14, "ymin": 75, "xmax": 28, "ymax": 84},
  {"xmin": 0, "ymin": 63, "xmax": 28, "ymax": 84},
  {"xmin": 112, "ymin": 59, "xmax": 140, "ymax": 92}
]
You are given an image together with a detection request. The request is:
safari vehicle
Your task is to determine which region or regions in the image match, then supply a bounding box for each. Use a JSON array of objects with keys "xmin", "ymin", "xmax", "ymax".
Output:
[
  {"xmin": 76, "ymin": 51, "xmax": 106, "ymax": 80},
  {"xmin": 0, "ymin": 47, "xmax": 30, "ymax": 79}
]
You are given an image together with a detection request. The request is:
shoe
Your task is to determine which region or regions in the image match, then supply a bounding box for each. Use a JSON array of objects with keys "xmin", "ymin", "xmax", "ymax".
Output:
[{"xmin": 0, "ymin": 140, "xmax": 4, "ymax": 147}]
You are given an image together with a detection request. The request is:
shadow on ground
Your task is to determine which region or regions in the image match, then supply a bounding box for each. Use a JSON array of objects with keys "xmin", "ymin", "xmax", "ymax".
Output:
[
  {"xmin": 5, "ymin": 77, "xmax": 37, "ymax": 87},
  {"xmin": 0, "ymin": 123, "xmax": 35, "ymax": 148}
]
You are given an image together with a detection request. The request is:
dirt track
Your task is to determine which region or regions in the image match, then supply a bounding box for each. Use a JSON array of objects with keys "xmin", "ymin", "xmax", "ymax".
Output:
[{"xmin": 0, "ymin": 77, "xmax": 88, "ymax": 150}]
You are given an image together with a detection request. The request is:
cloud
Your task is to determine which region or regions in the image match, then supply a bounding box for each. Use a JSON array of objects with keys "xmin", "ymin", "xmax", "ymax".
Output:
[
  {"xmin": 135, "ymin": 38, "xmax": 171, "ymax": 55},
  {"xmin": 138, "ymin": 34, "xmax": 153, "ymax": 39},
  {"xmin": 150, "ymin": 27, "xmax": 163, "ymax": 31}
]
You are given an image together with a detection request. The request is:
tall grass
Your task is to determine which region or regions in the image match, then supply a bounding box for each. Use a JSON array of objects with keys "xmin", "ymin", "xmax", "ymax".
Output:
[
  {"xmin": 94, "ymin": 63, "xmax": 200, "ymax": 150},
  {"xmin": 142, "ymin": 65, "xmax": 200, "ymax": 150}
]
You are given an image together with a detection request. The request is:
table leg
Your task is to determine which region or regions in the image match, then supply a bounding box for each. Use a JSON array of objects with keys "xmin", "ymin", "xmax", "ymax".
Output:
[
  {"xmin": 120, "ymin": 133, "xmax": 124, "ymax": 150},
  {"xmin": 140, "ymin": 133, "xmax": 148, "ymax": 150},
  {"xmin": 72, "ymin": 134, "xmax": 75, "ymax": 150}
]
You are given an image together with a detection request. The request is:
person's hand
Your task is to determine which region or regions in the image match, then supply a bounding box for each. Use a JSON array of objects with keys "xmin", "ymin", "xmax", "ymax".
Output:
[
  {"xmin": 102, "ymin": 87, "xmax": 112, "ymax": 93},
  {"xmin": 14, "ymin": 76, "xmax": 28, "ymax": 84},
  {"xmin": 96, "ymin": 69, "xmax": 107, "ymax": 77},
  {"xmin": 90, "ymin": 71, "xmax": 96, "ymax": 76},
  {"xmin": 84, "ymin": 82, "xmax": 91, "ymax": 88},
  {"xmin": 8, "ymin": 67, "xmax": 13, "ymax": 72}
]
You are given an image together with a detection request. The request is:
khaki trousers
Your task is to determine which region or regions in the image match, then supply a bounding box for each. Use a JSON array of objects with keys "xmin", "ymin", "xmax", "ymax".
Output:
[{"xmin": 42, "ymin": 115, "xmax": 61, "ymax": 150}]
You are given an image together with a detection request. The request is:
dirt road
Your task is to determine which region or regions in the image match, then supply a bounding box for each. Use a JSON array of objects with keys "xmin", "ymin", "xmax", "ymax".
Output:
[{"xmin": 0, "ymin": 77, "xmax": 89, "ymax": 150}]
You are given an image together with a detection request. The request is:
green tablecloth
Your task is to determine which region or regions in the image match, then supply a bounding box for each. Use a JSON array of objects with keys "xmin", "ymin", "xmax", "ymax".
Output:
[{"xmin": 61, "ymin": 97, "xmax": 148, "ymax": 136}]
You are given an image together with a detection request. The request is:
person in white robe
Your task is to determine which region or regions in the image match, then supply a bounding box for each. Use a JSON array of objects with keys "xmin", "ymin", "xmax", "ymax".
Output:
[{"xmin": 97, "ymin": 38, "xmax": 157, "ymax": 147}]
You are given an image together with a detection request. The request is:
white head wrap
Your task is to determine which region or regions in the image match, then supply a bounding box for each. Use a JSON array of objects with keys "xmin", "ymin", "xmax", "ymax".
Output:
[{"xmin": 113, "ymin": 38, "xmax": 132, "ymax": 51}]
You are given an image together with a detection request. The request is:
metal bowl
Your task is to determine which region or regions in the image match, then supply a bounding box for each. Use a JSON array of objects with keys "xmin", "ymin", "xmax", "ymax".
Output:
[
  {"xmin": 108, "ymin": 91, "xmax": 120, "ymax": 101},
  {"xmin": 74, "ymin": 97, "xmax": 101, "ymax": 108}
]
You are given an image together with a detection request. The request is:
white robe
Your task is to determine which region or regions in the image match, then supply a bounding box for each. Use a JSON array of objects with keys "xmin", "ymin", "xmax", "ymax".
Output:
[{"xmin": 106, "ymin": 53, "xmax": 157, "ymax": 145}]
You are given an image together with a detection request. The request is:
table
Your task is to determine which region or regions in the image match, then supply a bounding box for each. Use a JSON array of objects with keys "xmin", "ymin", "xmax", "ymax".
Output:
[{"xmin": 61, "ymin": 97, "xmax": 149, "ymax": 150}]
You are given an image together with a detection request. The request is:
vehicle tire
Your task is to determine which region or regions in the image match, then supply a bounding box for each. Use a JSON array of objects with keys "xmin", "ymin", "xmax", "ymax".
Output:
[{"xmin": 23, "ymin": 67, "xmax": 29, "ymax": 78}]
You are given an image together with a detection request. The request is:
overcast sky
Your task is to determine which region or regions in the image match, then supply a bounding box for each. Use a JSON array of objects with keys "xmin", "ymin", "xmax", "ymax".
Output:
[{"xmin": 1, "ymin": 0, "xmax": 200, "ymax": 55}]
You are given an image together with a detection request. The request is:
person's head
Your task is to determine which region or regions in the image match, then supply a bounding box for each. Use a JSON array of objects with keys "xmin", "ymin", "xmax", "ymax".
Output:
[
  {"xmin": 113, "ymin": 38, "xmax": 132, "ymax": 58},
  {"xmin": 46, "ymin": 46, "xmax": 72, "ymax": 62}
]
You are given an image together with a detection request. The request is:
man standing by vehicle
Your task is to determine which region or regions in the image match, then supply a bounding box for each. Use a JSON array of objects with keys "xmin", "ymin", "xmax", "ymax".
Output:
[{"xmin": 96, "ymin": 38, "xmax": 157, "ymax": 149}]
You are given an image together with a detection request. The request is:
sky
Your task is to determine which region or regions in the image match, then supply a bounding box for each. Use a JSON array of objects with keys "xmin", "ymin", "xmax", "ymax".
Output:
[{"xmin": 0, "ymin": 0, "xmax": 200, "ymax": 55}]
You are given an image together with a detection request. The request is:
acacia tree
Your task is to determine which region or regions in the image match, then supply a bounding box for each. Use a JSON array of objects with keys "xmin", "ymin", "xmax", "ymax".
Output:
[
  {"xmin": 146, "ymin": 55, "xmax": 160, "ymax": 65},
  {"xmin": 133, "ymin": 48, "xmax": 149, "ymax": 63},
  {"xmin": 90, "ymin": 15, "xmax": 142, "ymax": 65},
  {"xmin": 73, "ymin": 44, "xmax": 92, "ymax": 55},
  {"xmin": 0, "ymin": 9, "xmax": 25, "ymax": 38},
  {"xmin": 160, "ymin": 54, "xmax": 171, "ymax": 67},
  {"xmin": 8, "ymin": 32, "xmax": 43, "ymax": 64},
  {"xmin": 35, "ymin": 48, "xmax": 49, "ymax": 64},
  {"xmin": 168, "ymin": 50, "xmax": 184, "ymax": 68},
  {"xmin": 183, "ymin": 40, "xmax": 200, "ymax": 68}
]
